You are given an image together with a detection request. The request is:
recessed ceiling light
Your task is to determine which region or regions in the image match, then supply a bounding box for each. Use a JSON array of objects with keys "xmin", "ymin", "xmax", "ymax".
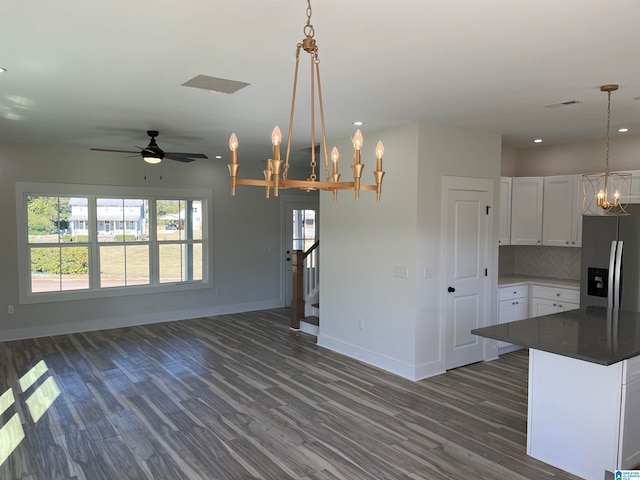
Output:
[
  {"xmin": 0, "ymin": 67, "xmax": 7, "ymax": 73},
  {"xmin": 618, "ymin": 128, "xmax": 629, "ymax": 133},
  {"xmin": 215, "ymin": 155, "xmax": 222, "ymax": 159},
  {"xmin": 533, "ymin": 138, "xmax": 543, "ymax": 144},
  {"xmin": 353, "ymin": 121, "xmax": 363, "ymax": 126}
]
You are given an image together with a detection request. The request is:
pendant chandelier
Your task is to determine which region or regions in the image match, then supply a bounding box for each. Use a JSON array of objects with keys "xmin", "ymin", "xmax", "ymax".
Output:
[
  {"xmin": 582, "ymin": 84, "xmax": 631, "ymax": 216},
  {"xmin": 228, "ymin": 0, "xmax": 385, "ymax": 201}
]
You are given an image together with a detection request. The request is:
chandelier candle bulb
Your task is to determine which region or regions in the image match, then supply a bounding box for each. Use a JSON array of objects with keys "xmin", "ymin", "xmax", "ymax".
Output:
[
  {"xmin": 228, "ymin": 133, "xmax": 240, "ymax": 195},
  {"xmin": 331, "ymin": 147, "xmax": 339, "ymax": 175},
  {"xmin": 271, "ymin": 126, "xmax": 282, "ymax": 161},
  {"xmin": 375, "ymin": 140, "xmax": 384, "ymax": 171},
  {"xmin": 353, "ymin": 129, "xmax": 363, "ymax": 165}
]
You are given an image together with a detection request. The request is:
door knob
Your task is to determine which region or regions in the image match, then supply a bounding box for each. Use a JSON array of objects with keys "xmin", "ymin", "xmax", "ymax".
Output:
[{"xmin": 448, "ymin": 286, "xmax": 455, "ymax": 293}]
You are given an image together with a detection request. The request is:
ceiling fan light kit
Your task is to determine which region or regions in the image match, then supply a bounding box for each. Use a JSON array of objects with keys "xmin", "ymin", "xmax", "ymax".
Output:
[
  {"xmin": 582, "ymin": 84, "xmax": 632, "ymax": 216},
  {"xmin": 228, "ymin": 0, "xmax": 386, "ymax": 201}
]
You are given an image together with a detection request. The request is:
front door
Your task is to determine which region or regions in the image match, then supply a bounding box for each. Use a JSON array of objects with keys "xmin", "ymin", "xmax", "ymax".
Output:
[
  {"xmin": 284, "ymin": 201, "xmax": 318, "ymax": 306},
  {"xmin": 443, "ymin": 176, "xmax": 492, "ymax": 370}
]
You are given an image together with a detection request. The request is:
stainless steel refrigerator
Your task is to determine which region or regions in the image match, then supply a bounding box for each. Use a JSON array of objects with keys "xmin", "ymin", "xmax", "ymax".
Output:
[{"xmin": 581, "ymin": 205, "xmax": 640, "ymax": 311}]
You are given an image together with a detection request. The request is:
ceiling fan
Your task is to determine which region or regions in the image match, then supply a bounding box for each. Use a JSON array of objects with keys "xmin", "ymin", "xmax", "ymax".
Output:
[{"xmin": 90, "ymin": 130, "xmax": 208, "ymax": 164}]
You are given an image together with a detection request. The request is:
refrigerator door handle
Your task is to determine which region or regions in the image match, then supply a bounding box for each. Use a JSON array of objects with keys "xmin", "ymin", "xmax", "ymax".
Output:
[
  {"xmin": 614, "ymin": 240, "xmax": 623, "ymax": 309},
  {"xmin": 608, "ymin": 241, "xmax": 617, "ymax": 307}
]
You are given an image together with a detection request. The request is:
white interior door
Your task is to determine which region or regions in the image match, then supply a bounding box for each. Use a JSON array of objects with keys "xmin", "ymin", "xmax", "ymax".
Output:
[
  {"xmin": 283, "ymin": 201, "xmax": 318, "ymax": 306},
  {"xmin": 443, "ymin": 177, "xmax": 492, "ymax": 370}
]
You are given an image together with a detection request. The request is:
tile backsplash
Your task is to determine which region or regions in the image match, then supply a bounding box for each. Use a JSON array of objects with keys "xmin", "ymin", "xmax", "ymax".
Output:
[{"xmin": 499, "ymin": 245, "xmax": 581, "ymax": 281}]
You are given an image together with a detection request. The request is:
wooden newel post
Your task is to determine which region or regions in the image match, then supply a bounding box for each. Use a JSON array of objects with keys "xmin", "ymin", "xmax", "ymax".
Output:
[{"xmin": 290, "ymin": 250, "xmax": 305, "ymax": 329}]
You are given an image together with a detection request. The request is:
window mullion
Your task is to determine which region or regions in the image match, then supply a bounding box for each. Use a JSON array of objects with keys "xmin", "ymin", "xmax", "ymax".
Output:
[
  {"xmin": 149, "ymin": 200, "xmax": 159, "ymax": 285},
  {"xmin": 88, "ymin": 195, "xmax": 100, "ymax": 289}
]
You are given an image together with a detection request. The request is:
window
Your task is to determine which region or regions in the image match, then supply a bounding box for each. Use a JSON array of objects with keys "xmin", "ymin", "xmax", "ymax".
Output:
[
  {"xmin": 17, "ymin": 183, "xmax": 211, "ymax": 303},
  {"xmin": 96, "ymin": 198, "xmax": 149, "ymax": 288},
  {"xmin": 156, "ymin": 200, "xmax": 203, "ymax": 283},
  {"xmin": 27, "ymin": 195, "xmax": 90, "ymax": 292}
]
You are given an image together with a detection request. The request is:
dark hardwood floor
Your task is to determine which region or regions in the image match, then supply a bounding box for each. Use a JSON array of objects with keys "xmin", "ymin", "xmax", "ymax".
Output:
[{"xmin": 0, "ymin": 308, "xmax": 581, "ymax": 479}]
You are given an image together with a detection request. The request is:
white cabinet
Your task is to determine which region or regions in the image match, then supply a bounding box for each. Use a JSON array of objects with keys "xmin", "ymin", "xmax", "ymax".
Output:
[
  {"xmin": 542, "ymin": 175, "xmax": 582, "ymax": 247},
  {"xmin": 499, "ymin": 177, "xmax": 512, "ymax": 245},
  {"xmin": 510, "ymin": 177, "xmax": 543, "ymax": 245},
  {"xmin": 498, "ymin": 285, "xmax": 528, "ymax": 349},
  {"xmin": 620, "ymin": 356, "xmax": 640, "ymax": 469},
  {"xmin": 620, "ymin": 375, "xmax": 640, "ymax": 468},
  {"xmin": 530, "ymin": 285, "xmax": 580, "ymax": 316}
]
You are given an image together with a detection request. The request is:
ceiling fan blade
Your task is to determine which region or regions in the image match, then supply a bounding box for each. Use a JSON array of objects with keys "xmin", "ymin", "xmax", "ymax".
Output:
[
  {"xmin": 164, "ymin": 152, "xmax": 208, "ymax": 163},
  {"xmin": 165, "ymin": 152, "xmax": 208, "ymax": 159},
  {"xmin": 90, "ymin": 148, "xmax": 140, "ymax": 154}
]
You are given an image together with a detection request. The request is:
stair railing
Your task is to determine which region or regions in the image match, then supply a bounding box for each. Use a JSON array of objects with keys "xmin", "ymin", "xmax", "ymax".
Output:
[{"xmin": 290, "ymin": 240, "xmax": 319, "ymax": 329}]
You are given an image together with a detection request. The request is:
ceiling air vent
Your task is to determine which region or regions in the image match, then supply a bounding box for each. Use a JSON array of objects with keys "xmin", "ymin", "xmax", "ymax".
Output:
[
  {"xmin": 544, "ymin": 100, "xmax": 582, "ymax": 108},
  {"xmin": 182, "ymin": 75, "xmax": 250, "ymax": 94}
]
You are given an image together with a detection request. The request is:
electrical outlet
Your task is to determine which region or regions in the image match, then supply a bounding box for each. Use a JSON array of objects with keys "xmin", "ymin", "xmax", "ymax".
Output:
[{"xmin": 8, "ymin": 305, "xmax": 14, "ymax": 314}]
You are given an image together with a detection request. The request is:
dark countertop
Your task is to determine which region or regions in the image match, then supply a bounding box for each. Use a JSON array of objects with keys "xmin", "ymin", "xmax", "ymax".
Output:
[{"xmin": 472, "ymin": 306, "xmax": 640, "ymax": 365}]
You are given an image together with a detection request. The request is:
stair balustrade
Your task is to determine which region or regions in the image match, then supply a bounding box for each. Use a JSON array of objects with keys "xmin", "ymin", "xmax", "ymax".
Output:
[{"xmin": 290, "ymin": 240, "xmax": 319, "ymax": 329}]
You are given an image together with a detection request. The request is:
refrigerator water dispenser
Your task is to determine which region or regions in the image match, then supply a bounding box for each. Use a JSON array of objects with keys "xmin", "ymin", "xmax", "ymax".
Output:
[{"xmin": 587, "ymin": 267, "xmax": 608, "ymax": 297}]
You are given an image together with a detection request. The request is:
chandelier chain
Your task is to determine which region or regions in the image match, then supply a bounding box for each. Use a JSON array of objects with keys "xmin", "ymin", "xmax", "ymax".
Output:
[{"xmin": 304, "ymin": 0, "xmax": 314, "ymax": 38}]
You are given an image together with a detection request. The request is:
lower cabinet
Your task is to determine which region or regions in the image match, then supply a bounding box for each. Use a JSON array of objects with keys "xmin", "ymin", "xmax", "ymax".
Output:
[
  {"xmin": 498, "ymin": 285, "xmax": 528, "ymax": 350},
  {"xmin": 498, "ymin": 282, "xmax": 580, "ymax": 353},
  {"xmin": 530, "ymin": 285, "xmax": 580, "ymax": 316},
  {"xmin": 620, "ymin": 356, "xmax": 640, "ymax": 469},
  {"xmin": 527, "ymin": 350, "xmax": 640, "ymax": 478}
]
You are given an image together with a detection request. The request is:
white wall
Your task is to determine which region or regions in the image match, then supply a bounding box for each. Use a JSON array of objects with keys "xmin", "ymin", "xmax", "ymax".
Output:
[
  {"xmin": 318, "ymin": 122, "xmax": 501, "ymax": 380},
  {"xmin": 501, "ymin": 145, "xmax": 518, "ymax": 176},
  {"xmin": 515, "ymin": 133, "xmax": 640, "ymax": 176},
  {"xmin": 318, "ymin": 124, "xmax": 420, "ymax": 378},
  {"xmin": 0, "ymin": 143, "xmax": 288, "ymax": 340}
]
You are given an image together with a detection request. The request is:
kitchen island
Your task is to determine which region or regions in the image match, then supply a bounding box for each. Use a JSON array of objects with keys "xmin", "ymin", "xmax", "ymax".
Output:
[{"xmin": 472, "ymin": 306, "xmax": 640, "ymax": 480}]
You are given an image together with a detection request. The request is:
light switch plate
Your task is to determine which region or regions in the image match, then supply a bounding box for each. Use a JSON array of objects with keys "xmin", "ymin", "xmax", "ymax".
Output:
[{"xmin": 393, "ymin": 265, "xmax": 408, "ymax": 278}]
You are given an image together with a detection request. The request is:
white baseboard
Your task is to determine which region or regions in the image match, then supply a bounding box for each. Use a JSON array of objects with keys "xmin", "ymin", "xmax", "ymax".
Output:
[
  {"xmin": 299, "ymin": 320, "xmax": 319, "ymax": 336},
  {"xmin": 0, "ymin": 299, "xmax": 282, "ymax": 342},
  {"xmin": 317, "ymin": 333, "xmax": 443, "ymax": 381}
]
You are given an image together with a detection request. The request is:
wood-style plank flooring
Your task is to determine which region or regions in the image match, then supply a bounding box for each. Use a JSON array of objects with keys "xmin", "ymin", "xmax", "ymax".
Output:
[{"xmin": 0, "ymin": 308, "xmax": 582, "ymax": 479}]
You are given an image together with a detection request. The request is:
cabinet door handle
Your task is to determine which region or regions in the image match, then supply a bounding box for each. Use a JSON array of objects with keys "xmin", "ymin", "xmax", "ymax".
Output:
[
  {"xmin": 557, "ymin": 293, "xmax": 561, "ymax": 296},
  {"xmin": 566, "ymin": 241, "xmax": 569, "ymax": 245},
  {"xmin": 553, "ymin": 303, "xmax": 557, "ymax": 307},
  {"xmin": 559, "ymin": 304, "xmax": 563, "ymax": 308}
]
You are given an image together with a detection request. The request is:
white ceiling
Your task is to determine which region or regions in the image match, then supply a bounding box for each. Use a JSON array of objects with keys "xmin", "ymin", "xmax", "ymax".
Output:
[{"xmin": 2, "ymin": 0, "xmax": 640, "ymax": 165}]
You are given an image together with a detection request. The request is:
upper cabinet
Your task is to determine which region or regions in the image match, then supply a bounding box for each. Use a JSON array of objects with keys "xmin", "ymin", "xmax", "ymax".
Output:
[
  {"xmin": 499, "ymin": 177, "xmax": 512, "ymax": 245},
  {"xmin": 542, "ymin": 175, "xmax": 583, "ymax": 247},
  {"xmin": 510, "ymin": 177, "xmax": 543, "ymax": 245}
]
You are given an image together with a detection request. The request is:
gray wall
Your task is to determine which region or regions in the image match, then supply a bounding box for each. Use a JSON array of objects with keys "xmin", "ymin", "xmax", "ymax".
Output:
[{"xmin": 0, "ymin": 143, "xmax": 302, "ymax": 340}]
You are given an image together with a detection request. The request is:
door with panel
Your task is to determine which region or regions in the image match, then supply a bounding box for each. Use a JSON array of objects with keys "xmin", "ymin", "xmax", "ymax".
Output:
[{"xmin": 443, "ymin": 177, "xmax": 492, "ymax": 370}]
